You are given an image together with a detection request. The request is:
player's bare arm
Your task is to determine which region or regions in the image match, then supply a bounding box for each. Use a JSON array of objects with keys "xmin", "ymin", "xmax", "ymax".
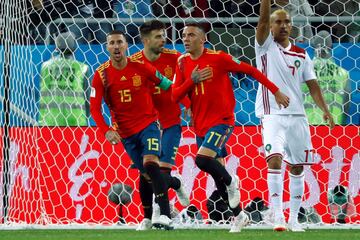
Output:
[
  {"xmin": 227, "ymin": 58, "xmax": 290, "ymax": 109},
  {"xmin": 306, "ymin": 79, "xmax": 335, "ymax": 129},
  {"xmin": 256, "ymin": 0, "xmax": 271, "ymax": 45}
]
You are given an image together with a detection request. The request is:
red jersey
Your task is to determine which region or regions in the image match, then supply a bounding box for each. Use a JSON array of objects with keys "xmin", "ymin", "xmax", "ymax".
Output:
[
  {"xmin": 90, "ymin": 58, "xmax": 163, "ymax": 138},
  {"xmin": 130, "ymin": 48, "xmax": 185, "ymax": 129},
  {"xmin": 172, "ymin": 49, "xmax": 279, "ymax": 137}
]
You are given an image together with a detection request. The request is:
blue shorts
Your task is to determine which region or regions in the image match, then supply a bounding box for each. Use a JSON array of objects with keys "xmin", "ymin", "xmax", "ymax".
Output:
[
  {"xmin": 122, "ymin": 122, "xmax": 161, "ymax": 173},
  {"xmin": 160, "ymin": 124, "xmax": 181, "ymax": 166},
  {"xmin": 196, "ymin": 124, "xmax": 233, "ymax": 158}
]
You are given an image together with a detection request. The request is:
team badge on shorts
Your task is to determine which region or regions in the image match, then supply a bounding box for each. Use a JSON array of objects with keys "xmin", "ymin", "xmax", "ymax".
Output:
[{"xmin": 265, "ymin": 144, "xmax": 272, "ymax": 153}]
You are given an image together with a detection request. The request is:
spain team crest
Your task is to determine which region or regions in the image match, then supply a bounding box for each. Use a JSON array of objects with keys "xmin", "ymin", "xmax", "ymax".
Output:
[
  {"xmin": 164, "ymin": 66, "xmax": 173, "ymax": 78},
  {"xmin": 132, "ymin": 75, "xmax": 142, "ymax": 87}
]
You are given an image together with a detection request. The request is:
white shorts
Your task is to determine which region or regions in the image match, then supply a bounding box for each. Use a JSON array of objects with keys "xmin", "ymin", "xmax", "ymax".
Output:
[{"xmin": 261, "ymin": 115, "xmax": 314, "ymax": 165}]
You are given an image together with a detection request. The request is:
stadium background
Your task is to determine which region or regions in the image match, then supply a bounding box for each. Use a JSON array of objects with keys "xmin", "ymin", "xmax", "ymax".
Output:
[{"xmin": 0, "ymin": 0, "xmax": 359, "ymax": 229}]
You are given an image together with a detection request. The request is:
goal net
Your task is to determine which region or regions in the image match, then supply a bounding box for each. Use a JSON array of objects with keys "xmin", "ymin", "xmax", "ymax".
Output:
[{"xmin": 0, "ymin": 0, "xmax": 359, "ymax": 227}]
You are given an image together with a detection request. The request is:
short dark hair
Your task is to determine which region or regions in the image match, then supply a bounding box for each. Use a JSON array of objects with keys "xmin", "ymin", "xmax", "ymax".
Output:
[
  {"xmin": 107, "ymin": 30, "xmax": 128, "ymax": 42},
  {"xmin": 184, "ymin": 23, "xmax": 206, "ymax": 34},
  {"xmin": 139, "ymin": 20, "xmax": 166, "ymax": 38}
]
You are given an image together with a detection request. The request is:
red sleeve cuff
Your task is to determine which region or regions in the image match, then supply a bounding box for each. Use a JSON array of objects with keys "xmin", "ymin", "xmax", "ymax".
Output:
[
  {"xmin": 180, "ymin": 96, "xmax": 191, "ymax": 109},
  {"xmin": 268, "ymin": 84, "xmax": 279, "ymax": 95},
  {"xmin": 172, "ymin": 78, "xmax": 194, "ymax": 103},
  {"xmin": 100, "ymin": 126, "xmax": 112, "ymax": 136}
]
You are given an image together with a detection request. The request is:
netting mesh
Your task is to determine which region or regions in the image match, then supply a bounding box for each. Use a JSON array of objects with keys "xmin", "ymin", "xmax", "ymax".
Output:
[{"xmin": 0, "ymin": 0, "xmax": 359, "ymax": 227}]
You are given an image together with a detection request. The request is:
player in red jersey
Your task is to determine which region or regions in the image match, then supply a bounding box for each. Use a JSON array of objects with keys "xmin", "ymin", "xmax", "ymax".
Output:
[
  {"xmin": 90, "ymin": 30, "xmax": 174, "ymax": 229},
  {"xmin": 132, "ymin": 20, "xmax": 190, "ymax": 230},
  {"xmin": 172, "ymin": 23, "xmax": 290, "ymax": 233}
]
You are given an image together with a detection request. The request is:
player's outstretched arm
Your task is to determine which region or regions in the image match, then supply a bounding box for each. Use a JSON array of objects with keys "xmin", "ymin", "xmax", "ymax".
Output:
[
  {"xmin": 306, "ymin": 79, "xmax": 335, "ymax": 129},
  {"xmin": 225, "ymin": 56, "xmax": 290, "ymax": 108},
  {"xmin": 256, "ymin": 0, "xmax": 271, "ymax": 45}
]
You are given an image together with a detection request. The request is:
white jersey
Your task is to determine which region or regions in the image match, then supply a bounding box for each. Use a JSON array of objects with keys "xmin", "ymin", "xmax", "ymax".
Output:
[{"xmin": 255, "ymin": 33, "xmax": 316, "ymax": 117}]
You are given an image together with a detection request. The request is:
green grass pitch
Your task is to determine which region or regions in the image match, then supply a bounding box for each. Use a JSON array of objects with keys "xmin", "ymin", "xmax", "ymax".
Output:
[{"xmin": 1, "ymin": 229, "xmax": 359, "ymax": 240}]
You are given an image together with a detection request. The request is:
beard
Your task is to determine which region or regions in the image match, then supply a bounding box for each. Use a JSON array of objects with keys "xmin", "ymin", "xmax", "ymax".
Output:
[{"xmin": 151, "ymin": 46, "xmax": 163, "ymax": 55}]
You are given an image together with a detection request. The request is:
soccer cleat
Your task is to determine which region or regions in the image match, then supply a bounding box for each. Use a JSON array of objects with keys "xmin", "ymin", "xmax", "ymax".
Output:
[
  {"xmin": 156, "ymin": 215, "xmax": 174, "ymax": 230},
  {"xmin": 174, "ymin": 176, "xmax": 190, "ymax": 207},
  {"xmin": 151, "ymin": 203, "xmax": 161, "ymax": 227},
  {"xmin": 136, "ymin": 218, "xmax": 152, "ymax": 231},
  {"xmin": 273, "ymin": 216, "xmax": 287, "ymax": 232},
  {"xmin": 288, "ymin": 220, "xmax": 305, "ymax": 232},
  {"xmin": 226, "ymin": 175, "xmax": 240, "ymax": 209},
  {"xmin": 229, "ymin": 211, "xmax": 250, "ymax": 233}
]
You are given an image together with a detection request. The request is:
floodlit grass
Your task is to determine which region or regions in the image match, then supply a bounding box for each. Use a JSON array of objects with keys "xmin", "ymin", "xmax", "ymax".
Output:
[{"xmin": 0, "ymin": 229, "xmax": 359, "ymax": 240}]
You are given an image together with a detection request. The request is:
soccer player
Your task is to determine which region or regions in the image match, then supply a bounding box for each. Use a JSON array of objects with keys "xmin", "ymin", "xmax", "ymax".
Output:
[
  {"xmin": 172, "ymin": 23, "xmax": 290, "ymax": 233},
  {"xmin": 90, "ymin": 30, "xmax": 174, "ymax": 229},
  {"xmin": 255, "ymin": 0, "xmax": 335, "ymax": 231},
  {"xmin": 132, "ymin": 20, "xmax": 190, "ymax": 230}
]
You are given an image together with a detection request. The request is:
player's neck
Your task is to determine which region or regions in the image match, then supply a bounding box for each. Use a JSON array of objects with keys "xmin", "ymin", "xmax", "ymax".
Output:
[
  {"xmin": 190, "ymin": 46, "xmax": 204, "ymax": 60},
  {"xmin": 111, "ymin": 57, "xmax": 127, "ymax": 70},
  {"xmin": 143, "ymin": 48, "xmax": 160, "ymax": 62},
  {"xmin": 277, "ymin": 39, "xmax": 291, "ymax": 49}
]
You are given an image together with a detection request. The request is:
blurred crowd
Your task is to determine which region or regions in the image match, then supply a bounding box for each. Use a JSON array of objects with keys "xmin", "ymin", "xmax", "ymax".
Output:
[{"xmin": 0, "ymin": 0, "xmax": 359, "ymax": 44}]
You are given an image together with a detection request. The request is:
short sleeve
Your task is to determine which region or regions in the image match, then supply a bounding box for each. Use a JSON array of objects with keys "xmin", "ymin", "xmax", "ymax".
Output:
[
  {"xmin": 303, "ymin": 52, "xmax": 317, "ymax": 82},
  {"xmin": 255, "ymin": 32, "xmax": 274, "ymax": 56}
]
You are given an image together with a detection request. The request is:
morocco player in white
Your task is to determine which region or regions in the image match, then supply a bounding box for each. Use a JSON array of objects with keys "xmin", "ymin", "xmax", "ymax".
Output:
[{"xmin": 255, "ymin": 0, "xmax": 335, "ymax": 232}]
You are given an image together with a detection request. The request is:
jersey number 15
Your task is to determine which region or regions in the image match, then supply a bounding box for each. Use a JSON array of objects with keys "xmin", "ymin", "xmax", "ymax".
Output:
[{"xmin": 119, "ymin": 89, "xmax": 132, "ymax": 102}]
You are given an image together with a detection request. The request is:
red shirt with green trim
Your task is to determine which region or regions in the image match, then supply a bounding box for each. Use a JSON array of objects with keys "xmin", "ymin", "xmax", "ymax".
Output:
[
  {"xmin": 131, "ymin": 48, "xmax": 190, "ymax": 129},
  {"xmin": 90, "ymin": 58, "xmax": 163, "ymax": 138}
]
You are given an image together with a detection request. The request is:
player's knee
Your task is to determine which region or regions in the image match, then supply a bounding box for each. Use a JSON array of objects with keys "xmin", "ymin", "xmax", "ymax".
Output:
[
  {"xmin": 195, "ymin": 154, "xmax": 213, "ymax": 170},
  {"xmin": 216, "ymin": 157, "xmax": 225, "ymax": 166},
  {"xmin": 143, "ymin": 161, "xmax": 160, "ymax": 178},
  {"xmin": 160, "ymin": 166, "xmax": 172, "ymax": 175},
  {"xmin": 289, "ymin": 165, "xmax": 303, "ymax": 175},
  {"xmin": 143, "ymin": 154, "xmax": 159, "ymax": 165},
  {"xmin": 267, "ymin": 156, "xmax": 282, "ymax": 169},
  {"xmin": 159, "ymin": 162, "xmax": 173, "ymax": 171}
]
